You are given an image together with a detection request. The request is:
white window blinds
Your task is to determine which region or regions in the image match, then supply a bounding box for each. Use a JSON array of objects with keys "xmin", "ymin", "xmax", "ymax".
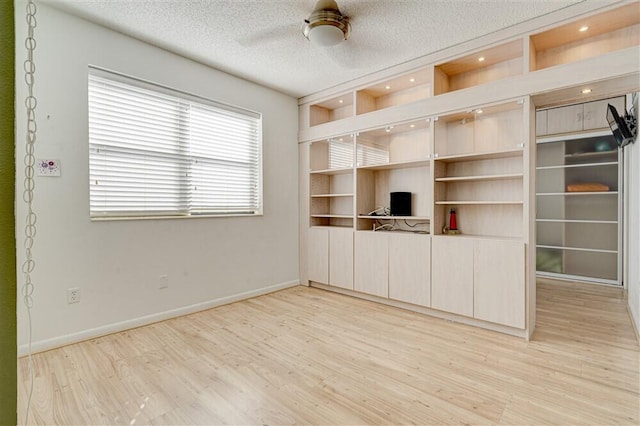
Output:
[
  {"xmin": 327, "ymin": 136, "xmax": 354, "ymax": 169},
  {"xmin": 88, "ymin": 70, "xmax": 262, "ymax": 219}
]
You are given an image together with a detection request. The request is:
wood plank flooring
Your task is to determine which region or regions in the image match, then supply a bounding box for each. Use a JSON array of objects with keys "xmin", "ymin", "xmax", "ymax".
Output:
[{"xmin": 18, "ymin": 279, "xmax": 639, "ymax": 425}]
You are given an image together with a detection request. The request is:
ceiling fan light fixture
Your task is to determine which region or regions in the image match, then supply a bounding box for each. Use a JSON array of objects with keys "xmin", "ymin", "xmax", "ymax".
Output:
[
  {"xmin": 303, "ymin": 0, "xmax": 350, "ymax": 47},
  {"xmin": 307, "ymin": 24, "xmax": 347, "ymax": 46}
]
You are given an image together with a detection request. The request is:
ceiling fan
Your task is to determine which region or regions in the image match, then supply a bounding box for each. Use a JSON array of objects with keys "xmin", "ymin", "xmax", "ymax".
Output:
[
  {"xmin": 236, "ymin": 0, "xmax": 378, "ymax": 69},
  {"xmin": 302, "ymin": 0, "xmax": 351, "ymax": 47},
  {"xmin": 238, "ymin": 0, "xmax": 352, "ymax": 49}
]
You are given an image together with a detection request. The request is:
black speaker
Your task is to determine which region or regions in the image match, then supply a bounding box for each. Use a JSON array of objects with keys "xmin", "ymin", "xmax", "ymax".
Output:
[{"xmin": 390, "ymin": 192, "xmax": 412, "ymax": 216}]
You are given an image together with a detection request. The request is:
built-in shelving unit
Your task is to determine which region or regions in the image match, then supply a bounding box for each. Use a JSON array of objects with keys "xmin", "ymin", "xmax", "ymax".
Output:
[
  {"xmin": 309, "ymin": 136, "xmax": 355, "ymax": 228},
  {"xmin": 356, "ymin": 68, "xmax": 431, "ymax": 115},
  {"xmin": 433, "ymin": 99, "xmax": 526, "ymax": 238},
  {"xmin": 530, "ymin": 2, "xmax": 640, "ymax": 72},
  {"xmin": 309, "ymin": 93, "xmax": 354, "ymax": 127},
  {"xmin": 356, "ymin": 118, "xmax": 431, "ymax": 232},
  {"xmin": 536, "ymin": 126, "xmax": 622, "ymax": 285},
  {"xmin": 299, "ymin": 1, "xmax": 639, "ymax": 339},
  {"xmin": 308, "ymin": 68, "xmax": 431, "ymax": 128},
  {"xmin": 434, "ymin": 39, "xmax": 523, "ymax": 95}
]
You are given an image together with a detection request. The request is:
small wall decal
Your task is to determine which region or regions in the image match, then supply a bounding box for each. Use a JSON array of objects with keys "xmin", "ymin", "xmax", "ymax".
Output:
[{"xmin": 37, "ymin": 159, "xmax": 61, "ymax": 177}]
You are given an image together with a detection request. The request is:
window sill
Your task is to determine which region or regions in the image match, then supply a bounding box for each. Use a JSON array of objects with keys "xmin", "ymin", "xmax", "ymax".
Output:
[{"xmin": 90, "ymin": 212, "xmax": 264, "ymax": 222}]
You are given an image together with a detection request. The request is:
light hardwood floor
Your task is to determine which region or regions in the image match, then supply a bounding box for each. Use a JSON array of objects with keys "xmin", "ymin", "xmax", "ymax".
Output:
[{"xmin": 18, "ymin": 279, "xmax": 639, "ymax": 425}]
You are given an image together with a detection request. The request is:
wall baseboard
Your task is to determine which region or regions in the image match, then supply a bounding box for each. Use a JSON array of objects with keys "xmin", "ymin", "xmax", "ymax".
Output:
[
  {"xmin": 18, "ymin": 280, "xmax": 300, "ymax": 356},
  {"xmin": 627, "ymin": 299, "xmax": 640, "ymax": 345}
]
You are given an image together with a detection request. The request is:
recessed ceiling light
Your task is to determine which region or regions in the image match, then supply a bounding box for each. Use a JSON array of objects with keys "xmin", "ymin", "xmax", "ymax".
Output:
[
  {"xmin": 409, "ymin": 78, "xmax": 415, "ymax": 83},
  {"xmin": 579, "ymin": 26, "xmax": 589, "ymax": 32},
  {"xmin": 338, "ymin": 99, "xmax": 343, "ymax": 104},
  {"xmin": 581, "ymin": 88, "xmax": 592, "ymax": 94},
  {"xmin": 478, "ymin": 57, "xmax": 485, "ymax": 62},
  {"xmin": 476, "ymin": 109, "xmax": 483, "ymax": 114},
  {"xmin": 410, "ymin": 124, "xmax": 416, "ymax": 128},
  {"xmin": 385, "ymin": 85, "xmax": 391, "ymax": 90}
]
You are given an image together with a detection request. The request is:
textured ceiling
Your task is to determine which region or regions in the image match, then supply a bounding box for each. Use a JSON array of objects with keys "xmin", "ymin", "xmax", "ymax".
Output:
[{"xmin": 42, "ymin": 0, "xmax": 588, "ymax": 98}]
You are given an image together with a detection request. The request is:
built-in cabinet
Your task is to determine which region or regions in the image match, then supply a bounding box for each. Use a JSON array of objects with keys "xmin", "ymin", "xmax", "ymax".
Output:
[
  {"xmin": 299, "ymin": 2, "xmax": 639, "ymax": 339},
  {"xmin": 354, "ymin": 232, "xmax": 431, "ymax": 304},
  {"xmin": 473, "ymin": 239, "xmax": 525, "ymax": 328},
  {"xmin": 431, "ymin": 237, "xmax": 474, "ymax": 317},
  {"xmin": 536, "ymin": 97, "xmax": 624, "ymax": 285},
  {"xmin": 307, "ymin": 96, "xmax": 530, "ymax": 332},
  {"xmin": 388, "ymin": 233, "xmax": 431, "ymax": 307},
  {"xmin": 308, "ymin": 227, "xmax": 354, "ymax": 290},
  {"xmin": 431, "ymin": 236, "xmax": 525, "ymax": 328},
  {"xmin": 354, "ymin": 231, "xmax": 388, "ymax": 298},
  {"xmin": 536, "ymin": 97, "xmax": 626, "ymax": 136}
]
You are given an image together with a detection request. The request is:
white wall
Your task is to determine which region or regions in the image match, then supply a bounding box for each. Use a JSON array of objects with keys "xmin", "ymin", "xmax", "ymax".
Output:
[
  {"xmin": 15, "ymin": 3, "xmax": 299, "ymax": 353},
  {"xmin": 626, "ymin": 94, "xmax": 640, "ymax": 337}
]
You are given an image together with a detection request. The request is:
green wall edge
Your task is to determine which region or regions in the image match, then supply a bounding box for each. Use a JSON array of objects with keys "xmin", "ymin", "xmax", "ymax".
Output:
[{"xmin": 0, "ymin": 1, "xmax": 17, "ymax": 424}]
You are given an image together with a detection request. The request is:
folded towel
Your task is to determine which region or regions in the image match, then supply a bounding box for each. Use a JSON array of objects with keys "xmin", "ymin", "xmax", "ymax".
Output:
[{"xmin": 566, "ymin": 183, "xmax": 610, "ymax": 192}]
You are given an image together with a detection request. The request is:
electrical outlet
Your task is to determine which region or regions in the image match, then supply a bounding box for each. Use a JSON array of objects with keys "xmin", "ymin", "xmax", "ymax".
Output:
[
  {"xmin": 67, "ymin": 287, "xmax": 80, "ymax": 304},
  {"xmin": 158, "ymin": 275, "xmax": 169, "ymax": 290}
]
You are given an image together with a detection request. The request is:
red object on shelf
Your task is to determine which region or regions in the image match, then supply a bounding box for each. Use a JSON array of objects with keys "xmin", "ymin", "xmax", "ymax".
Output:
[{"xmin": 449, "ymin": 209, "xmax": 457, "ymax": 230}]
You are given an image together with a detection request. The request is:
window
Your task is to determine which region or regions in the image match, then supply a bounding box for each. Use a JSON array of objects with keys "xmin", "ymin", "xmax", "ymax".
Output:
[{"xmin": 88, "ymin": 68, "xmax": 262, "ymax": 219}]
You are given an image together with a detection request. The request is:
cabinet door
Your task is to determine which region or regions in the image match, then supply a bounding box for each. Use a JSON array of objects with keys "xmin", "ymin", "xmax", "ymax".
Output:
[
  {"xmin": 307, "ymin": 228, "xmax": 329, "ymax": 284},
  {"xmin": 535, "ymin": 110, "xmax": 548, "ymax": 136},
  {"xmin": 546, "ymin": 104, "xmax": 582, "ymax": 134},
  {"xmin": 354, "ymin": 232, "xmax": 388, "ymax": 298},
  {"xmin": 582, "ymin": 97, "xmax": 625, "ymax": 131},
  {"xmin": 473, "ymin": 239, "xmax": 525, "ymax": 328},
  {"xmin": 389, "ymin": 233, "xmax": 430, "ymax": 307},
  {"xmin": 329, "ymin": 228, "xmax": 354, "ymax": 290},
  {"xmin": 431, "ymin": 237, "xmax": 474, "ymax": 317}
]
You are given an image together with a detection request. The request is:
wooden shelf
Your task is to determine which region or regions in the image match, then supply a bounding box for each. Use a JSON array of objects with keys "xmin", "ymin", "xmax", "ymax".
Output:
[
  {"xmin": 311, "ymin": 214, "xmax": 354, "ymax": 219},
  {"xmin": 536, "ymin": 219, "xmax": 617, "ymax": 224},
  {"xmin": 536, "ymin": 161, "xmax": 618, "ymax": 170},
  {"xmin": 358, "ymin": 215, "xmax": 430, "ymax": 220},
  {"xmin": 434, "ymin": 234, "xmax": 523, "ymax": 241},
  {"xmin": 536, "ymin": 244, "xmax": 617, "ymax": 254},
  {"xmin": 564, "ymin": 150, "xmax": 617, "ymax": 159},
  {"xmin": 357, "ymin": 159, "xmax": 430, "ymax": 171},
  {"xmin": 435, "ymin": 147, "xmax": 523, "ymax": 162},
  {"xmin": 311, "ymin": 193, "xmax": 353, "ymax": 198},
  {"xmin": 309, "ymin": 167, "xmax": 353, "ymax": 175},
  {"xmin": 435, "ymin": 200, "xmax": 523, "ymax": 205},
  {"xmin": 435, "ymin": 173, "xmax": 523, "ymax": 183},
  {"xmin": 536, "ymin": 191, "xmax": 618, "ymax": 196},
  {"xmin": 310, "ymin": 225, "xmax": 353, "ymax": 229}
]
